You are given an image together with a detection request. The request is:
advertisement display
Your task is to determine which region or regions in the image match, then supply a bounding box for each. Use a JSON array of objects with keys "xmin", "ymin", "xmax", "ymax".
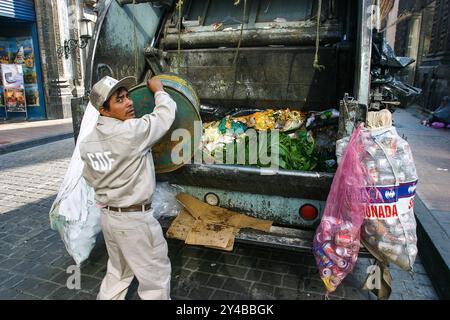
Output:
[{"xmin": 1, "ymin": 63, "xmax": 27, "ymax": 113}]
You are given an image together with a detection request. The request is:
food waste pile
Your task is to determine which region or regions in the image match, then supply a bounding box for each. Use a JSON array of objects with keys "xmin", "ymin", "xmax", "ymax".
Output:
[{"xmin": 200, "ymin": 108, "xmax": 339, "ymax": 172}]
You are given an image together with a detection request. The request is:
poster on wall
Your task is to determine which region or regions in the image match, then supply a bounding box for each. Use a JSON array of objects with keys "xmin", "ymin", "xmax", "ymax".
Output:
[
  {"xmin": 1, "ymin": 63, "xmax": 27, "ymax": 113},
  {"xmin": 16, "ymin": 37, "xmax": 34, "ymax": 68},
  {"xmin": 4, "ymin": 88, "xmax": 26, "ymax": 112},
  {"xmin": 1, "ymin": 63, "xmax": 25, "ymax": 88},
  {"xmin": 23, "ymin": 67, "xmax": 37, "ymax": 84},
  {"xmin": 25, "ymin": 84, "xmax": 39, "ymax": 106},
  {"xmin": 0, "ymin": 37, "xmax": 12, "ymax": 64}
]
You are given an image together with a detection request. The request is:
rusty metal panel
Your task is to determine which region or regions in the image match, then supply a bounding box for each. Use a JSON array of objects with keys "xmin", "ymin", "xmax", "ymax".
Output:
[
  {"xmin": 166, "ymin": 46, "xmax": 350, "ymax": 110},
  {"xmin": 157, "ymin": 164, "xmax": 334, "ymax": 200},
  {"xmin": 88, "ymin": 0, "xmax": 164, "ymax": 89}
]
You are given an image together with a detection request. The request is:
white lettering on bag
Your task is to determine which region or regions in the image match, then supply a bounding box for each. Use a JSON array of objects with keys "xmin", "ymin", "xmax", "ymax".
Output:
[{"xmin": 87, "ymin": 152, "xmax": 115, "ymax": 172}]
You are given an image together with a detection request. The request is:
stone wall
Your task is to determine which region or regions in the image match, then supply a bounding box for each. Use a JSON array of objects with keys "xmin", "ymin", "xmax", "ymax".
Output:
[{"xmin": 34, "ymin": 0, "xmax": 98, "ymax": 119}]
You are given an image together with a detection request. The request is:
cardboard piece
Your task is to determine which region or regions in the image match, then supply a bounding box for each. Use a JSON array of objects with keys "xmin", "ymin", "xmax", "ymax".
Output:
[
  {"xmin": 166, "ymin": 208, "xmax": 195, "ymax": 241},
  {"xmin": 185, "ymin": 220, "xmax": 236, "ymax": 249},
  {"xmin": 176, "ymin": 192, "xmax": 272, "ymax": 232},
  {"xmin": 167, "ymin": 193, "xmax": 273, "ymax": 251}
]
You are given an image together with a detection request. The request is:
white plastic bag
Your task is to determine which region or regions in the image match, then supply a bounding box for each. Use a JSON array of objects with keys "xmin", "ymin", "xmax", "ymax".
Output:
[
  {"xmin": 361, "ymin": 127, "xmax": 419, "ymax": 271},
  {"xmin": 49, "ymin": 103, "xmax": 102, "ymax": 265},
  {"xmin": 50, "ymin": 178, "xmax": 101, "ymax": 265},
  {"xmin": 152, "ymin": 182, "xmax": 182, "ymax": 220}
]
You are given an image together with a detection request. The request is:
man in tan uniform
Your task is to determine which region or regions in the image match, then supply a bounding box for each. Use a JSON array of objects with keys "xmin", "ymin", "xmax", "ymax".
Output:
[{"xmin": 80, "ymin": 75, "xmax": 177, "ymax": 300}]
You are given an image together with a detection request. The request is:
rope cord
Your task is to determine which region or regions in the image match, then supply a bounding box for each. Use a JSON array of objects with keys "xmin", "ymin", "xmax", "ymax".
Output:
[
  {"xmin": 232, "ymin": 0, "xmax": 247, "ymax": 66},
  {"xmin": 132, "ymin": 0, "xmax": 139, "ymax": 79},
  {"xmin": 176, "ymin": 0, "xmax": 184, "ymax": 69},
  {"xmin": 313, "ymin": 0, "xmax": 325, "ymax": 71}
]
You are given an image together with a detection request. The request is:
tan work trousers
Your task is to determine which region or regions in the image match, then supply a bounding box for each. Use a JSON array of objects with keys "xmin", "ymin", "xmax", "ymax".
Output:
[{"xmin": 97, "ymin": 207, "xmax": 171, "ymax": 300}]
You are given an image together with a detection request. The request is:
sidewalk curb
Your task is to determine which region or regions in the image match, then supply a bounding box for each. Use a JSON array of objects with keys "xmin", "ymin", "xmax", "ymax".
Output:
[
  {"xmin": 0, "ymin": 132, "xmax": 74, "ymax": 155},
  {"xmin": 415, "ymin": 195, "xmax": 450, "ymax": 300}
]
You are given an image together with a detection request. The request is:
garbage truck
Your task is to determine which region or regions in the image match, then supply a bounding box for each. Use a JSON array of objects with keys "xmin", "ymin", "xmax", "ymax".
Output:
[{"xmin": 71, "ymin": 0, "xmax": 398, "ymax": 254}]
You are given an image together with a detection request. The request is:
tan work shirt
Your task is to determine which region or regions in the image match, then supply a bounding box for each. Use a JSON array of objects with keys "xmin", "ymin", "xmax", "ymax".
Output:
[{"xmin": 80, "ymin": 91, "xmax": 177, "ymax": 207}]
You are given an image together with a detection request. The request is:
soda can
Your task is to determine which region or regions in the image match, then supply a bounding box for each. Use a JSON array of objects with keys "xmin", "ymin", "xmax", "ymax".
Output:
[
  {"xmin": 335, "ymin": 232, "xmax": 353, "ymax": 247},
  {"xmin": 335, "ymin": 246, "xmax": 352, "ymax": 258},
  {"xmin": 369, "ymin": 171, "xmax": 379, "ymax": 184},
  {"xmin": 384, "ymin": 252, "xmax": 412, "ymax": 270},
  {"xmin": 323, "ymin": 217, "xmax": 341, "ymax": 225},
  {"xmin": 315, "ymin": 247, "xmax": 334, "ymax": 268},
  {"xmin": 329, "ymin": 276, "xmax": 341, "ymax": 287},
  {"xmin": 330, "ymin": 265, "xmax": 345, "ymax": 278},
  {"xmin": 379, "ymin": 173, "xmax": 395, "ymax": 185},
  {"xmin": 366, "ymin": 146, "xmax": 379, "ymax": 157},
  {"xmin": 315, "ymin": 232, "xmax": 332, "ymax": 243},
  {"xmin": 402, "ymin": 221, "xmax": 416, "ymax": 231},
  {"xmin": 378, "ymin": 242, "xmax": 402, "ymax": 255},
  {"xmin": 407, "ymin": 244, "xmax": 418, "ymax": 256},
  {"xmin": 363, "ymin": 224, "xmax": 376, "ymax": 236},
  {"xmin": 365, "ymin": 236, "xmax": 377, "ymax": 246},
  {"xmin": 390, "ymin": 224, "xmax": 404, "ymax": 235},
  {"xmin": 321, "ymin": 268, "xmax": 332, "ymax": 278},
  {"xmin": 321, "ymin": 220, "xmax": 333, "ymax": 233},
  {"xmin": 405, "ymin": 232, "xmax": 416, "ymax": 243},
  {"xmin": 384, "ymin": 218, "xmax": 397, "ymax": 226},
  {"xmin": 377, "ymin": 158, "xmax": 390, "ymax": 170},
  {"xmin": 396, "ymin": 172, "xmax": 406, "ymax": 182},
  {"xmin": 322, "ymin": 243, "xmax": 345, "ymax": 266},
  {"xmin": 337, "ymin": 259, "xmax": 349, "ymax": 270},
  {"xmin": 382, "ymin": 234, "xmax": 406, "ymax": 245},
  {"xmin": 374, "ymin": 221, "xmax": 388, "ymax": 236},
  {"xmin": 351, "ymin": 241, "xmax": 360, "ymax": 253}
]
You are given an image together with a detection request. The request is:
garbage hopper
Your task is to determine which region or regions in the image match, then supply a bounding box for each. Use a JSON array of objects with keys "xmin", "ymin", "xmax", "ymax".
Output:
[{"xmin": 129, "ymin": 73, "xmax": 202, "ymax": 173}]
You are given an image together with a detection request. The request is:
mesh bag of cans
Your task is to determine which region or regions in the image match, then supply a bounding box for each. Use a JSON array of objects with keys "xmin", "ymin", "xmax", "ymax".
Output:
[
  {"xmin": 361, "ymin": 126, "xmax": 419, "ymax": 271},
  {"xmin": 313, "ymin": 124, "xmax": 370, "ymax": 294}
]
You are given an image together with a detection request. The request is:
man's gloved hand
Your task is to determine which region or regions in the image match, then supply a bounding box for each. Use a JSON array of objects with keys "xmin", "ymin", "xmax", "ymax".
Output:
[{"xmin": 147, "ymin": 77, "xmax": 164, "ymax": 93}]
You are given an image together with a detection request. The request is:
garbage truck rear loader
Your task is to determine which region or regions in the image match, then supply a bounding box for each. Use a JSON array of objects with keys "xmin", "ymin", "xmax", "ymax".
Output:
[{"xmin": 72, "ymin": 0, "xmax": 374, "ymax": 253}]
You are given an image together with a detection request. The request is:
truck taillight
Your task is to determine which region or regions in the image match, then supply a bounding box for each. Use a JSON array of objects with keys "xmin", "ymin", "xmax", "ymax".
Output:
[{"xmin": 299, "ymin": 204, "xmax": 318, "ymax": 221}]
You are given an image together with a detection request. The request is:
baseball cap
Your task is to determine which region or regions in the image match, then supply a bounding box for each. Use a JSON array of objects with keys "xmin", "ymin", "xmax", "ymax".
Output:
[{"xmin": 89, "ymin": 76, "xmax": 137, "ymax": 109}]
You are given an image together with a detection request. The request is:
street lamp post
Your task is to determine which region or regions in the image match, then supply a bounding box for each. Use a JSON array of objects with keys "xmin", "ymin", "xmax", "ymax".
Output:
[{"xmin": 57, "ymin": 18, "xmax": 93, "ymax": 59}]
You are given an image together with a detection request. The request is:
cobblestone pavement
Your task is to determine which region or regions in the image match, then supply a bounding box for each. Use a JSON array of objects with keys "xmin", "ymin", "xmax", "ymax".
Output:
[{"xmin": 0, "ymin": 139, "xmax": 439, "ymax": 300}]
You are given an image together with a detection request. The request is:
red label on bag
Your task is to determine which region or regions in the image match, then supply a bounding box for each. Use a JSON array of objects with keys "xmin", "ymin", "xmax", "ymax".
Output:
[{"xmin": 365, "ymin": 204, "xmax": 398, "ymax": 219}]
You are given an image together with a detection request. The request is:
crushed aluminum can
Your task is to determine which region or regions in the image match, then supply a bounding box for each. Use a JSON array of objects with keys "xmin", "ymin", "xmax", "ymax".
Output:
[
  {"xmin": 334, "ymin": 232, "xmax": 353, "ymax": 247},
  {"xmin": 377, "ymin": 158, "xmax": 390, "ymax": 171},
  {"xmin": 321, "ymin": 268, "xmax": 332, "ymax": 277},
  {"xmin": 384, "ymin": 252, "xmax": 412, "ymax": 270},
  {"xmin": 335, "ymin": 246, "xmax": 352, "ymax": 258},
  {"xmin": 330, "ymin": 276, "xmax": 341, "ymax": 287},
  {"xmin": 374, "ymin": 221, "xmax": 388, "ymax": 236},
  {"xmin": 384, "ymin": 217, "xmax": 398, "ymax": 226},
  {"xmin": 390, "ymin": 224, "xmax": 405, "ymax": 235},
  {"xmin": 315, "ymin": 246, "xmax": 334, "ymax": 268},
  {"xmin": 407, "ymin": 244, "xmax": 418, "ymax": 256},
  {"xmin": 315, "ymin": 231, "xmax": 333, "ymax": 243},
  {"xmin": 378, "ymin": 242, "xmax": 403, "ymax": 255},
  {"xmin": 382, "ymin": 234, "xmax": 406, "ymax": 245},
  {"xmin": 322, "ymin": 242, "xmax": 345, "ymax": 266},
  {"xmin": 363, "ymin": 224, "xmax": 376, "ymax": 236},
  {"xmin": 330, "ymin": 265, "xmax": 346, "ymax": 278},
  {"xmin": 379, "ymin": 173, "xmax": 396, "ymax": 185},
  {"xmin": 396, "ymin": 171, "xmax": 406, "ymax": 183}
]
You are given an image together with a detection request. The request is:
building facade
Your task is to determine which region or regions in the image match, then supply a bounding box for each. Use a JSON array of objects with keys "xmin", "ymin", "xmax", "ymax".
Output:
[
  {"xmin": 0, "ymin": 0, "xmax": 97, "ymax": 121},
  {"xmin": 389, "ymin": 0, "xmax": 450, "ymax": 111}
]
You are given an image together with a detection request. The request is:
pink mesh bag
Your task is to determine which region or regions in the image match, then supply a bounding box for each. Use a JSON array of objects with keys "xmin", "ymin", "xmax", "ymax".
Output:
[{"xmin": 313, "ymin": 124, "xmax": 370, "ymax": 294}]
